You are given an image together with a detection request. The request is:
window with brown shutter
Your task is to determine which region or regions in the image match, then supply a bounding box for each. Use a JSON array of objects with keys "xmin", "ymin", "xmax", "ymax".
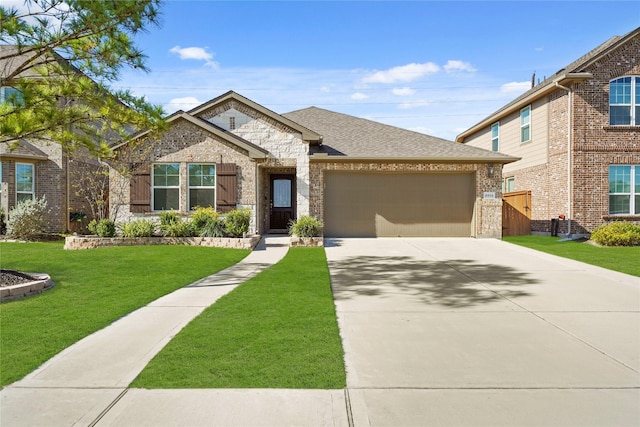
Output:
[
  {"xmin": 216, "ymin": 163, "xmax": 237, "ymax": 213},
  {"xmin": 130, "ymin": 165, "xmax": 151, "ymax": 213}
]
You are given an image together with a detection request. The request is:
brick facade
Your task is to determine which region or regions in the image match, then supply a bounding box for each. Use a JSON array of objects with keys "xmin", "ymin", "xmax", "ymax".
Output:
[{"xmin": 460, "ymin": 30, "xmax": 640, "ymax": 235}]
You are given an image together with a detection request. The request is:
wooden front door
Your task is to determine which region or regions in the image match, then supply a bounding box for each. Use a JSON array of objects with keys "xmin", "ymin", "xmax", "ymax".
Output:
[{"xmin": 270, "ymin": 174, "xmax": 295, "ymax": 231}]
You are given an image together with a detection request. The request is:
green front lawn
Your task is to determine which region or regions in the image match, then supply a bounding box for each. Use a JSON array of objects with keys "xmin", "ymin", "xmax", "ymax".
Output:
[
  {"xmin": 131, "ymin": 247, "xmax": 346, "ymax": 389},
  {"xmin": 503, "ymin": 235, "xmax": 640, "ymax": 277},
  {"xmin": 0, "ymin": 242, "xmax": 249, "ymax": 387}
]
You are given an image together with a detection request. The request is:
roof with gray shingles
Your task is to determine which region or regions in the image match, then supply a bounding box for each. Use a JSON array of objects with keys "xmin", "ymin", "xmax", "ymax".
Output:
[{"xmin": 283, "ymin": 107, "xmax": 517, "ymax": 163}]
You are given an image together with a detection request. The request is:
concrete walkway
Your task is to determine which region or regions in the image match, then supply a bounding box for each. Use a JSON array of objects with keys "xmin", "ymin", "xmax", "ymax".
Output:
[{"xmin": 0, "ymin": 236, "xmax": 312, "ymax": 427}]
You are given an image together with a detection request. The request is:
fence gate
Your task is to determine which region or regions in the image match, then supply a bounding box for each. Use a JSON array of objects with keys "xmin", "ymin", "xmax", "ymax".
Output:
[{"xmin": 502, "ymin": 190, "xmax": 531, "ymax": 236}]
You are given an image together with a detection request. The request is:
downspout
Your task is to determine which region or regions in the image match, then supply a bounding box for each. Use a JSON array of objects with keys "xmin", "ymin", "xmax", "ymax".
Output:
[{"xmin": 555, "ymin": 81, "xmax": 572, "ymax": 236}]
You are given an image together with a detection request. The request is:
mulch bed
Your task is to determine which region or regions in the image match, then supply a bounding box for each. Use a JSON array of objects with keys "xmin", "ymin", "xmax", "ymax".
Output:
[{"xmin": 0, "ymin": 270, "xmax": 39, "ymax": 287}]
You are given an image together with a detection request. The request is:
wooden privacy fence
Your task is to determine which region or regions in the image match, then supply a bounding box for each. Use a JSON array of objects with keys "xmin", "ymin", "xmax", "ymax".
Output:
[{"xmin": 502, "ymin": 190, "xmax": 531, "ymax": 236}]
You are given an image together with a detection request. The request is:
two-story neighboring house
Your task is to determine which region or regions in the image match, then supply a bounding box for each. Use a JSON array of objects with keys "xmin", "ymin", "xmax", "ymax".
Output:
[
  {"xmin": 456, "ymin": 26, "xmax": 640, "ymax": 237},
  {"xmin": 1, "ymin": 45, "xmax": 102, "ymax": 233}
]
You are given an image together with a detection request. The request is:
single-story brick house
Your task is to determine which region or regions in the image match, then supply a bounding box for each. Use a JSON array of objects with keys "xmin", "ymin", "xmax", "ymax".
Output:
[{"xmin": 111, "ymin": 91, "xmax": 517, "ymax": 238}]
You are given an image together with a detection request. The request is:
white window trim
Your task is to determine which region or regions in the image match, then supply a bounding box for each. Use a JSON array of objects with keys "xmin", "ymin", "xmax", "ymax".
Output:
[
  {"xmin": 151, "ymin": 163, "xmax": 180, "ymax": 211},
  {"xmin": 187, "ymin": 163, "xmax": 216, "ymax": 211},
  {"xmin": 491, "ymin": 122, "xmax": 500, "ymax": 152},
  {"xmin": 520, "ymin": 106, "xmax": 531, "ymax": 143},
  {"xmin": 609, "ymin": 165, "xmax": 638, "ymax": 215},
  {"xmin": 16, "ymin": 162, "xmax": 35, "ymax": 203},
  {"xmin": 609, "ymin": 76, "xmax": 639, "ymax": 126}
]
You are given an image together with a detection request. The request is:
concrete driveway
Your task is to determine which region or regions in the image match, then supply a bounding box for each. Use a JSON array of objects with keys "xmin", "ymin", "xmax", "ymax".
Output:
[{"xmin": 325, "ymin": 238, "xmax": 640, "ymax": 426}]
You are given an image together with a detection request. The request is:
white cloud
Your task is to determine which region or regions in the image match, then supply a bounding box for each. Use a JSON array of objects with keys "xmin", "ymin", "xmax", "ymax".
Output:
[
  {"xmin": 398, "ymin": 100, "xmax": 431, "ymax": 109},
  {"xmin": 392, "ymin": 87, "xmax": 415, "ymax": 96},
  {"xmin": 351, "ymin": 92, "xmax": 369, "ymax": 100},
  {"xmin": 166, "ymin": 96, "xmax": 202, "ymax": 113},
  {"xmin": 444, "ymin": 60, "xmax": 477, "ymax": 73},
  {"xmin": 500, "ymin": 81, "xmax": 531, "ymax": 94},
  {"xmin": 362, "ymin": 62, "xmax": 440, "ymax": 84},
  {"xmin": 169, "ymin": 46, "xmax": 218, "ymax": 68}
]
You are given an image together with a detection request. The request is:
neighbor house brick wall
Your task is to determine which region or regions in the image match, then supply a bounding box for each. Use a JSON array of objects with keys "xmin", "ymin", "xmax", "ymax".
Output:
[{"xmin": 309, "ymin": 161, "xmax": 504, "ymax": 238}]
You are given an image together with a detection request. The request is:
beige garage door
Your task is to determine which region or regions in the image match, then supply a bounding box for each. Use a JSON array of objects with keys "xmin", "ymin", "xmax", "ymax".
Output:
[{"xmin": 324, "ymin": 172, "xmax": 475, "ymax": 237}]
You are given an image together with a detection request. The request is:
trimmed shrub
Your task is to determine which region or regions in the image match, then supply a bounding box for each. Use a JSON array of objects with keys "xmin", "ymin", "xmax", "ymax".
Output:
[
  {"xmin": 191, "ymin": 207, "xmax": 220, "ymax": 234},
  {"xmin": 199, "ymin": 217, "xmax": 226, "ymax": 237},
  {"xmin": 6, "ymin": 196, "xmax": 48, "ymax": 238},
  {"xmin": 158, "ymin": 210, "xmax": 181, "ymax": 227},
  {"xmin": 121, "ymin": 219, "xmax": 157, "ymax": 237},
  {"xmin": 591, "ymin": 221, "xmax": 640, "ymax": 246},
  {"xmin": 161, "ymin": 219, "xmax": 195, "ymax": 237},
  {"xmin": 224, "ymin": 208, "xmax": 251, "ymax": 237},
  {"xmin": 289, "ymin": 215, "xmax": 323, "ymax": 237},
  {"xmin": 87, "ymin": 218, "xmax": 116, "ymax": 237}
]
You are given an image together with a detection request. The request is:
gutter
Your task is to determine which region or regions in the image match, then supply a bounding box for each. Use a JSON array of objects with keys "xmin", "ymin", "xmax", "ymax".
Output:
[{"xmin": 309, "ymin": 154, "xmax": 520, "ymax": 164}]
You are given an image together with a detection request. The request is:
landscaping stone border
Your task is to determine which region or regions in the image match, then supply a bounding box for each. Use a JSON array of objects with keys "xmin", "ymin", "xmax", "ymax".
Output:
[
  {"xmin": 0, "ymin": 273, "xmax": 54, "ymax": 302},
  {"xmin": 289, "ymin": 236, "xmax": 324, "ymax": 247},
  {"xmin": 64, "ymin": 235, "xmax": 262, "ymax": 250}
]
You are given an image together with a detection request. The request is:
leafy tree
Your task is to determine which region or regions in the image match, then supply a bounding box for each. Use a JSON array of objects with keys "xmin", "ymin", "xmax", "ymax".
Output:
[{"xmin": 0, "ymin": 0, "xmax": 166, "ymax": 157}]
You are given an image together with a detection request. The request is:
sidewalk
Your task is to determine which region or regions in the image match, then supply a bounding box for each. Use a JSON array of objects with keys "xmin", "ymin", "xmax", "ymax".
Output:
[{"xmin": 0, "ymin": 236, "xmax": 345, "ymax": 427}]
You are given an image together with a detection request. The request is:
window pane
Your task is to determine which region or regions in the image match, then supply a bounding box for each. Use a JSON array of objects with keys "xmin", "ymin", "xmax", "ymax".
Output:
[
  {"xmin": 492, "ymin": 139, "xmax": 499, "ymax": 152},
  {"xmin": 273, "ymin": 179, "xmax": 291, "ymax": 208},
  {"xmin": 16, "ymin": 164, "xmax": 33, "ymax": 192},
  {"xmin": 520, "ymin": 107, "xmax": 530, "ymax": 125},
  {"xmin": 610, "ymin": 106, "xmax": 631, "ymax": 125},
  {"xmin": 610, "ymin": 77, "xmax": 631, "ymax": 104},
  {"xmin": 153, "ymin": 188, "xmax": 179, "ymax": 211},
  {"xmin": 188, "ymin": 164, "xmax": 215, "ymax": 187},
  {"xmin": 491, "ymin": 124, "xmax": 499, "ymax": 138},
  {"xmin": 609, "ymin": 195, "xmax": 629, "ymax": 215},
  {"xmin": 17, "ymin": 193, "xmax": 33, "ymax": 203},
  {"xmin": 154, "ymin": 163, "xmax": 179, "ymax": 187},
  {"xmin": 189, "ymin": 188, "xmax": 215, "ymax": 210},
  {"xmin": 166, "ymin": 175, "xmax": 180, "ymax": 186},
  {"xmin": 521, "ymin": 125, "xmax": 530, "ymax": 142},
  {"xmin": 636, "ymin": 106, "xmax": 640, "ymax": 126},
  {"xmin": 636, "ymin": 195, "xmax": 640, "ymax": 215},
  {"xmin": 609, "ymin": 166, "xmax": 631, "ymax": 193}
]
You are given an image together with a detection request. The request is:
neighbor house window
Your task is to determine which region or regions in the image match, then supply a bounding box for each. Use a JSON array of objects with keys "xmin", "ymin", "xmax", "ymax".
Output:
[
  {"xmin": 0, "ymin": 86, "xmax": 23, "ymax": 106},
  {"xmin": 152, "ymin": 163, "xmax": 179, "ymax": 211},
  {"xmin": 16, "ymin": 163, "xmax": 34, "ymax": 202},
  {"xmin": 609, "ymin": 76, "xmax": 640, "ymax": 125},
  {"xmin": 609, "ymin": 165, "xmax": 639, "ymax": 215},
  {"xmin": 504, "ymin": 177, "xmax": 515, "ymax": 193},
  {"xmin": 188, "ymin": 164, "xmax": 215, "ymax": 210},
  {"xmin": 491, "ymin": 122, "xmax": 499, "ymax": 152},
  {"xmin": 229, "ymin": 116, "xmax": 236, "ymax": 130},
  {"xmin": 520, "ymin": 106, "xmax": 531, "ymax": 142}
]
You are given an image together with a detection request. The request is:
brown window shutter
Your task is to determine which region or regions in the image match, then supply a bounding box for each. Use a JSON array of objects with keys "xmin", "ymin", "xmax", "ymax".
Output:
[
  {"xmin": 216, "ymin": 163, "xmax": 237, "ymax": 213},
  {"xmin": 130, "ymin": 165, "xmax": 151, "ymax": 213}
]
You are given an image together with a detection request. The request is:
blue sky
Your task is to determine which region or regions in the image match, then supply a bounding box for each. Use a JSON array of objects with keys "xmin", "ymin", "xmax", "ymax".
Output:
[{"xmin": 87, "ymin": 1, "xmax": 640, "ymax": 139}]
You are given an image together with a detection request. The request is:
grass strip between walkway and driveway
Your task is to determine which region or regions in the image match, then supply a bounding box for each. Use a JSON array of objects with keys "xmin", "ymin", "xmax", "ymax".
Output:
[
  {"xmin": 131, "ymin": 247, "xmax": 347, "ymax": 389},
  {"xmin": 0, "ymin": 242, "xmax": 249, "ymax": 387},
  {"xmin": 503, "ymin": 235, "xmax": 640, "ymax": 277}
]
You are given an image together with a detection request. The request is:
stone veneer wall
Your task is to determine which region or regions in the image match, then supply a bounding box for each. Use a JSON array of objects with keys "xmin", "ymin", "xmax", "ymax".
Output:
[
  {"xmin": 64, "ymin": 235, "xmax": 261, "ymax": 250},
  {"xmin": 309, "ymin": 161, "xmax": 504, "ymax": 238}
]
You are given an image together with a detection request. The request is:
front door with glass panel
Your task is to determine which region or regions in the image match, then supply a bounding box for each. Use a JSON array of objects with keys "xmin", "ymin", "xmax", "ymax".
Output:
[{"xmin": 269, "ymin": 174, "xmax": 295, "ymax": 231}]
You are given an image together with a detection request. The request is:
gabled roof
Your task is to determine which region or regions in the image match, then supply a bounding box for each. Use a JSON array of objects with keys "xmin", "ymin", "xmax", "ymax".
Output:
[
  {"xmin": 113, "ymin": 110, "xmax": 269, "ymax": 159},
  {"xmin": 284, "ymin": 107, "xmax": 518, "ymax": 164},
  {"xmin": 0, "ymin": 140, "xmax": 48, "ymax": 160},
  {"xmin": 456, "ymin": 25, "xmax": 640, "ymax": 143},
  {"xmin": 188, "ymin": 90, "xmax": 323, "ymax": 144}
]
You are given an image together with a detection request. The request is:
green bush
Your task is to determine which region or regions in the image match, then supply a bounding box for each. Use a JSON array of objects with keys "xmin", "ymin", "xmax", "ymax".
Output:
[
  {"xmin": 158, "ymin": 210, "xmax": 181, "ymax": 227},
  {"xmin": 289, "ymin": 215, "xmax": 323, "ymax": 237},
  {"xmin": 120, "ymin": 219, "xmax": 156, "ymax": 237},
  {"xmin": 224, "ymin": 208, "xmax": 251, "ymax": 237},
  {"xmin": 591, "ymin": 221, "xmax": 640, "ymax": 246},
  {"xmin": 6, "ymin": 196, "xmax": 48, "ymax": 238},
  {"xmin": 88, "ymin": 218, "xmax": 116, "ymax": 237},
  {"xmin": 161, "ymin": 219, "xmax": 195, "ymax": 237},
  {"xmin": 199, "ymin": 217, "xmax": 226, "ymax": 237},
  {"xmin": 191, "ymin": 207, "xmax": 220, "ymax": 234}
]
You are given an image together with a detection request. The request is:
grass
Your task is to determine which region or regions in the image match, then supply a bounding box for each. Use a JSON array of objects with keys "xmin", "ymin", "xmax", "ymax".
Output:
[
  {"xmin": 503, "ymin": 235, "xmax": 640, "ymax": 277},
  {"xmin": 0, "ymin": 242, "xmax": 249, "ymax": 387},
  {"xmin": 131, "ymin": 247, "xmax": 346, "ymax": 389}
]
